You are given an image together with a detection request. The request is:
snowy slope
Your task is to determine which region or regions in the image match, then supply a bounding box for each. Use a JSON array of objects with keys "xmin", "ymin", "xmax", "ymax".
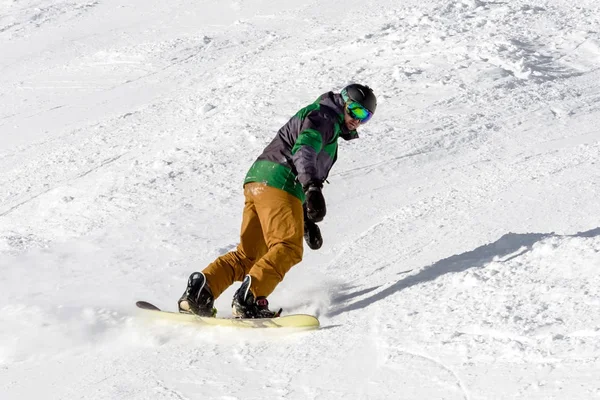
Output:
[{"xmin": 1, "ymin": 0, "xmax": 600, "ymax": 399}]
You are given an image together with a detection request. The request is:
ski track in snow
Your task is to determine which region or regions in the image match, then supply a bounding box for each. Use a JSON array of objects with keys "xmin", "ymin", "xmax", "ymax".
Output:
[{"xmin": 1, "ymin": 0, "xmax": 600, "ymax": 399}]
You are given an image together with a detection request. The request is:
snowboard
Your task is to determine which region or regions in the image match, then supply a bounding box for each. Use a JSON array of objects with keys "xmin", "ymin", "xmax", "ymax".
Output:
[{"xmin": 136, "ymin": 301, "xmax": 320, "ymax": 329}]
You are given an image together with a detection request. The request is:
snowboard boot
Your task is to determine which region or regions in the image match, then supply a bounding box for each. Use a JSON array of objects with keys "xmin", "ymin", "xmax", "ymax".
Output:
[
  {"xmin": 178, "ymin": 272, "xmax": 216, "ymax": 317},
  {"xmin": 231, "ymin": 275, "xmax": 282, "ymax": 319}
]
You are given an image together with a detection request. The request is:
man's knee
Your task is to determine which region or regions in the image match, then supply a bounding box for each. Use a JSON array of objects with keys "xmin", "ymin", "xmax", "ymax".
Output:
[{"xmin": 273, "ymin": 241, "xmax": 303, "ymax": 266}]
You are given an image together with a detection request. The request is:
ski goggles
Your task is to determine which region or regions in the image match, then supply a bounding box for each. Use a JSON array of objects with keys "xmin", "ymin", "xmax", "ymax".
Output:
[{"xmin": 345, "ymin": 101, "xmax": 373, "ymax": 124}]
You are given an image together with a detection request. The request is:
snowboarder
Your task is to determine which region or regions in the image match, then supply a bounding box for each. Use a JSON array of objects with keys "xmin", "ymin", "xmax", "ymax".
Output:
[{"xmin": 178, "ymin": 84, "xmax": 377, "ymax": 318}]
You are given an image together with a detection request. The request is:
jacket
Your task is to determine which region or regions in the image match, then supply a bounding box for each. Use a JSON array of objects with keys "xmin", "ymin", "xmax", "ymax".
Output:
[{"xmin": 244, "ymin": 91, "xmax": 358, "ymax": 202}]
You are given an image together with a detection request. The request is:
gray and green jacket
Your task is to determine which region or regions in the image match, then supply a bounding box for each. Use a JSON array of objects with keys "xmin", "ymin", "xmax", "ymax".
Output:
[{"xmin": 244, "ymin": 92, "xmax": 358, "ymax": 202}]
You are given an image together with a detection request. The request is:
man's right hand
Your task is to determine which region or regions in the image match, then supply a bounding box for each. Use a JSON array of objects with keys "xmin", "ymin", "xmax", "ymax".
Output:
[{"xmin": 304, "ymin": 218, "xmax": 323, "ymax": 250}]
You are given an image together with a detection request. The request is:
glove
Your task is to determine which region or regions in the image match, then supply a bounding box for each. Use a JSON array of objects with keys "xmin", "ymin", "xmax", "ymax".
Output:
[
  {"xmin": 304, "ymin": 180, "xmax": 326, "ymax": 223},
  {"xmin": 303, "ymin": 205, "xmax": 323, "ymax": 250}
]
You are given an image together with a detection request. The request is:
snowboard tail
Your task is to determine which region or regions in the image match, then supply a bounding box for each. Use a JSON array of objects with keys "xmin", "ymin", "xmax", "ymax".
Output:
[{"xmin": 136, "ymin": 301, "xmax": 319, "ymax": 329}]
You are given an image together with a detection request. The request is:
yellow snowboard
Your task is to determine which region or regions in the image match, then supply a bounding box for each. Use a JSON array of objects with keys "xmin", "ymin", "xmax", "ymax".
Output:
[{"xmin": 136, "ymin": 301, "xmax": 319, "ymax": 329}]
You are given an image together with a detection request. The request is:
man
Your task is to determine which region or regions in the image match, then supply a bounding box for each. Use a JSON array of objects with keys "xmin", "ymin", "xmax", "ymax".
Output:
[{"xmin": 178, "ymin": 84, "xmax": 377, "ymax": 318}]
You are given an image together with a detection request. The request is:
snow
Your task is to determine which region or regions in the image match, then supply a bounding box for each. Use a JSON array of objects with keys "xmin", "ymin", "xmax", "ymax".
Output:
[{"xmin": 1, "ymin": 0, "xmax": 600, "ymax": 398}]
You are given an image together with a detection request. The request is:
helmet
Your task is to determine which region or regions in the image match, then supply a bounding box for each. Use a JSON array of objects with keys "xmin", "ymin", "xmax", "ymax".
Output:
[{"xmin": 341, "ymin": 84, "xmax": 377, "ymax": 114}]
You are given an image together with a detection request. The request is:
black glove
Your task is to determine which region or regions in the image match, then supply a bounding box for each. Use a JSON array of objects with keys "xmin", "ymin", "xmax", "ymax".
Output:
[
  {"xmin": 303, "ymin": 205, "xmax": 323, "ymax": 250},
  {"xmin": 304, "ymin": 180, "xmax": 326, "ymax": 222}
]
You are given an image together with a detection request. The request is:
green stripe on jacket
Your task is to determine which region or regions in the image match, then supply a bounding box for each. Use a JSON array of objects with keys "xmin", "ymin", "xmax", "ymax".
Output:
[
  {"xmin": 244, "ymin": 160, "xmax": 305, "ymax": 202},
  {"xmin": 292, "ymin": 129, "xmax": 323, "ymax": 154}
]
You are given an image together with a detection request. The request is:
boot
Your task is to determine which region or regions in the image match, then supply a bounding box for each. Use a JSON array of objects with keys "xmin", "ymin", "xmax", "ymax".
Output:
[
  {"xmin": 231, "ymin": 275, "xmax": 281, "ymax": 319},
  {"xmin": 178, "ymin": 272, "xmax": 216, "ymax": 317}
]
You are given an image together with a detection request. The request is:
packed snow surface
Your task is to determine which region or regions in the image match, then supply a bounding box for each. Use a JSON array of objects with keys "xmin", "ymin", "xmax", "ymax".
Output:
[{"xmin": 1, "ymin": 0, "xmax": 600, "ymax": 399}]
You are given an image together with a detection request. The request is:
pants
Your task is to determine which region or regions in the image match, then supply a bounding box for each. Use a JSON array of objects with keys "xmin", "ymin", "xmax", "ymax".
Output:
[{"xmin": 202, "ymin": 182, "xmax": 304, "ymax": 299}]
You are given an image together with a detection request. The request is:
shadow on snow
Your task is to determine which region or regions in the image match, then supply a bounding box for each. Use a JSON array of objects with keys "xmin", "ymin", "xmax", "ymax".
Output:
[{"xmin": 328, "ymin": 227, "xmax": 600, "ymax": 317}]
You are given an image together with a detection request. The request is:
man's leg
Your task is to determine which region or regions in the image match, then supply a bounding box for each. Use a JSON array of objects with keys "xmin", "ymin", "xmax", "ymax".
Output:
[
  {"xmin": 202, "ymin": 183, "xmax": 268, "ymax": 299},
  {"xmin": 247, "ymin": 184, "xmax": 304, "ymax": 298}
]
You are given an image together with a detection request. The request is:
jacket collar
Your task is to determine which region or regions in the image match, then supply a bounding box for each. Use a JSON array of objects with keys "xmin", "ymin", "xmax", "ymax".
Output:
[{"xmin": 319, "ymin": 92, "xmax": 359, "ymax": 141}]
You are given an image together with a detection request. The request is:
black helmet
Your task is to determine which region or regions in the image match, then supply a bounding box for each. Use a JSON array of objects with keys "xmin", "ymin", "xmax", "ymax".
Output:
[{"xmin": 341, "ymin": 84, "xmax": 377, "ymax": 114}]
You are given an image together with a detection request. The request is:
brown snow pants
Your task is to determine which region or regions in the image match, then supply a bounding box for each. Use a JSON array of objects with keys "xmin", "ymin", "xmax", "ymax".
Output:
[{"xmin": 202, "ymin": 182, "xmax": 304, "ymax": 299}]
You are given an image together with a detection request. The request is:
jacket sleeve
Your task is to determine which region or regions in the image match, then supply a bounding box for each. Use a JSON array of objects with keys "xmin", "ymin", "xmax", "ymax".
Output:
[{"xmin": 291, "ymin": 111, "xmax": 335, "ymax": 187}]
